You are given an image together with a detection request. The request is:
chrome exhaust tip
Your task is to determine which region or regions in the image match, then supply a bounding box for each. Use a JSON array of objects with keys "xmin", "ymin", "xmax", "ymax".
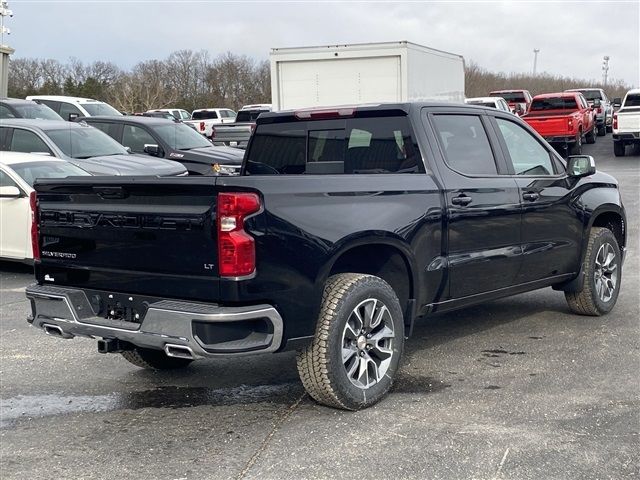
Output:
[
  {"xmin": 164, "ymin": 343, "xmax": 195, "ymax": 360},
  {"xmin": 42, "ymin": 323, "xmax": 73, "ymax": 339}
]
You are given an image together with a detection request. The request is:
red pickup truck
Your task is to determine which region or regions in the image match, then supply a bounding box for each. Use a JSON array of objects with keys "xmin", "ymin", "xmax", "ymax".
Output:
[{"xmin": 522, "ymin": 92, "xmax": 597, "ymax": 155}]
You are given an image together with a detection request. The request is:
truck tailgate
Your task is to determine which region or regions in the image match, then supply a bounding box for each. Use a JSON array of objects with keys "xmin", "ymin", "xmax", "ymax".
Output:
[
  {"xmin": 617, "ymin": 110, "xmax": 640, "ymax": 132},
  {"xmin": 34, "ymin": 177, "xmax": 221, "ymax": 301},
  {"xmin": 524, "ymin": 115, "xmax": 570, "ymax": 136}
]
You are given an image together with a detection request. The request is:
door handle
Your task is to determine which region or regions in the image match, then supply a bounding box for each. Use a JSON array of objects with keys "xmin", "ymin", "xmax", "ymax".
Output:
[
  {"xmin": 522, "ymin": 192, "xmax": 539, "ymax": 201},
  {"xmin": 451, "ymin": 195, "xmax": 472, "ymax": 206}
]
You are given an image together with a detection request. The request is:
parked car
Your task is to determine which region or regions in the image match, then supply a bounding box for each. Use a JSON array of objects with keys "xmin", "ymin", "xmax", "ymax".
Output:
[
  {"xmin": 489, "ymin": 90, "xmax": 533, "ymax": 115},
  {"xmin": 78, "ymin": 116, "xmax": 244, "ymax": 175},
  {"xmin": 185, "ymin": 108, "xmax": 237, "ymax": 137},
  {"xmin": 522, "ymin": 92, "xmax": 597, "ymax": 155},
  {"xmin": 25, "ymin": 95, "xmax": 122, "ymax": 121},
  {"xmin": 0, "ymin": 120, "xmax": 187, "ymax": 176},
  {"xmin": 211, "ymin": 106, "xmax": 272, "ymax": 148},
  {"xmin": 0, "ymin": 152, "xmax": 91, "ymax": 263},
  {"xmin": 612, "ymin": 88, "xmax": 640, "ymax": 157},
  {"xmin": 0, "ymin": 98, "xmax": 64, "ymax": 120},
  {"xmin": 464, "ymin": 96, "xmax": 511, "ymax": 112},
  {"xmin": 26, "ymin": 102, "xmax": 626, "ymax": 410},
  {"xmin": 146, "ymin": 108, "xmax": 191, "ymax": 121},
  {"xmin": 565, "ymin": 88, "xmax": 613, "ymax": 136}
]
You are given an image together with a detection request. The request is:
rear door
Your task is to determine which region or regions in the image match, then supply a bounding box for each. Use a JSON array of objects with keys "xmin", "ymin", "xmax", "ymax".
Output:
[
  {"xmin": 425, "ymin": 109, "xmax": 522, "ymax": 299},
  {"xmin": 490, "ymin": 114, "xmax": 583, "ymax": 282}
]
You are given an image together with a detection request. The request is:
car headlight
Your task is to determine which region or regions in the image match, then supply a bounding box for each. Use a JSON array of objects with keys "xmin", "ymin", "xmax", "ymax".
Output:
[{"xmin": 212, "ymin": 163, "xmax": 238, "ymax": 175}]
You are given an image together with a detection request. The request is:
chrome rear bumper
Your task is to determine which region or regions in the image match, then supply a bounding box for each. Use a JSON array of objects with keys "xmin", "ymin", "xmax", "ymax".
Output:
[{"xmin": 26, "ymin": 284, "xmax": 283, "ymax": 357}]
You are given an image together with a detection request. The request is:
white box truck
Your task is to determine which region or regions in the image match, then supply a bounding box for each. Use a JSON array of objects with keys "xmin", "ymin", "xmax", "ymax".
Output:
[{"xmin": 270, "ymin": 41, "xmax": 465, "ymax": 111}]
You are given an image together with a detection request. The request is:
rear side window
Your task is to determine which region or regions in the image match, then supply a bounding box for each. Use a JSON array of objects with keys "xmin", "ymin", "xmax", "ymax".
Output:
[
  {"xmin": 10, "ymin": 129, "xmax": 51, "ymax": 155},
  {"xmin": 432, "ymin": 115, "xmax": 497, "ymax": 176},
  {"xmin": 89, "ymin": 121, "xmax": 120, "ymax": 140},
  {"xmin": 245, "ymin": 116, "xmax": 423, "ymax": 175},
  {"xmin": 37, "ymin": 100, "xmax": 61, "ymax": 113}
]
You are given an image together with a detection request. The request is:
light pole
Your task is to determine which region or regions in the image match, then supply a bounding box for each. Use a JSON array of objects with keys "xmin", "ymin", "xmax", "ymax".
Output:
[
  {"xmin": 602, "ymin": 56, "xmax": 610, "ymax": 87},
  {"xmin": 0, "ymin": 1, "xmax": 14, "ymax": 97},
  {"xmin": 533, "ymin": 49, "xmax": 540, "ymax": 76}
]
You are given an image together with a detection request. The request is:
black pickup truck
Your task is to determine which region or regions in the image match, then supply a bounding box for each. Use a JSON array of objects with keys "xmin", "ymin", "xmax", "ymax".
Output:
[{"xmin": 26, "ymin": 103, "xmax": 627, "ymax": 410}]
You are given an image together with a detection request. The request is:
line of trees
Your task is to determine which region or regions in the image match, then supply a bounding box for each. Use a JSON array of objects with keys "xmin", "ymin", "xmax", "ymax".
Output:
[{"xmin": 7, "ymin": 51, "xmax": 632, "ymax": 114}]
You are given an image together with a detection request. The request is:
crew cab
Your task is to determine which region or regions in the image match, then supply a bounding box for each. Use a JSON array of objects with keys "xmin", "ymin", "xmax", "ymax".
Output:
[
  {"xmin": 211, "ymin": 106, "xmax": 271, "ymax": 148},
  {"xmin": 26, "ymin": 103, "xmax": 627, "ymax": 411},
  {"xmin": 26, "ymin": 95, "xmax": 122, "ymax": 121},
  {"xmin": 612, "ymin": 89, "xmax": 640, "ymax": 157},
  {"xmin": 522, "ymin": 92, "xmax": 598, "ymax": 155},
  {"xmin": 489, "ymin": 90, "xmax": 533, "ymax": 115},
  {"xmin": 185, "ymin": 108, "xmax": 236, "ymax": 137},
  {"xmin": 565, "ymin": 88, "xmax": 613, "ymax": 136}
]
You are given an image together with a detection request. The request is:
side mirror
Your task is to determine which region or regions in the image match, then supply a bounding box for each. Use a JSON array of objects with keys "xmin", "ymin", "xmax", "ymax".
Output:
[
  {"xmin": 567, "ymin": 155, "xmax": 596, "ymax": 178},
  {"xmin": 68, "ymin": 113, "xmax": 80, "ymax": 121},
  {"xmin": 0, "ymin": 185, "xmax": 23, "ymax": 198},
  {"xmin": 124, "ymin": 146, "xmax": 132, "ymax": 154},
  {"xmin": 612, "ymin": 97, "xmax": 622, "ymax": 107},
  {"xmin": 143, "ymin": 144, "xmax": 161, "ymax": 156}
]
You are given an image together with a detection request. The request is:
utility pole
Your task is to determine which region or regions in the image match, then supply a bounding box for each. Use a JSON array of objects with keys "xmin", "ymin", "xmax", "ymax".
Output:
[
  {"xmin": 602, "ymin": 56, "xmax": 610, "ymax": 87},
  {"xmin": 532, "ymin": 49, "xmax": 540, "ymax": 76},
  {"xmin": 0, "ymin": 1, "xmax": 14, "ymax": 97}
]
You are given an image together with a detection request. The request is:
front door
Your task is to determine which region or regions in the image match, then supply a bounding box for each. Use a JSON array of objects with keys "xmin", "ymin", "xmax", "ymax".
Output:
[
  {"xmin": 426, "ymin": 111, "xmax": 522, "ymax": 299},
  {"xmin": 0, "ymin": 170, "xmax": 30, "ymax": 260}
]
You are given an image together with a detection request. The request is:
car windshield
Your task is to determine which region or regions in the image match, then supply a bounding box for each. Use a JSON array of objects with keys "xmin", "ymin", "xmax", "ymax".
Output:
[
  {"xmin": 10, "ymin": 161, "xmax": 90, "ymax": 186},
  {"xmin": 154, "ymin": 123, "xmax": 212, "ymax": 150},
  {"xmin": 13, "ymin": 103, "xmax": 63, "ymax": 120},
  {"xmin": 81, "ymin": 103, "xmax": 122, "ymax": 116},
  {"xmin": 491, "ymin": 92, "xmax": 526, "ymax": 102},
  {"xmin": 46, "ymin": 126, "xmax": 129, "ymax": 158},
  {"xmin": 577, "ymin": 90, "xmax": 603, "ymax": 101},
  {"xmin": 623, "ymin": 94, "xmax": 640, "ymax": 107},
  {"xmin": 530, "ymin": 97, "xmax": 578, "ymax": 111}
]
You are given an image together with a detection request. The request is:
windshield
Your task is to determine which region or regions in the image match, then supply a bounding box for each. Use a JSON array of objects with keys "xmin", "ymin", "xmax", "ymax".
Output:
[
  {"xmin": 236, "ymin": 110, "xmax": 266, "ymax": 122},
  {"xmin": 14, "ymin": 103, "xmax": 63, "ymax": 120},
  {"xmin": 491, "ymin": 92, "xmax": 526, "ymax": 102},
  {"xmin": 576, "ymin": 90, "xmax": 603, "ymax": 101},
  {"xmin": 154, "ymin": 123, "xmax": 212, "ymax": 150},
  {"xmin": 81, "ymin": 102, "xmax": 122, "ymax": 116},
  {"xmin": 11, "ymin": 161, "xmax": 91, "ymax": 186},
  {"xmin": 530, "ymin": 97, "xmax": 578, "ymax": 111},
  {"xmin": 623, "ymin": 94, "xmax": 640, "ymax": 107},
  {"xmin": 46, "ymin": 126, "xmax": 129, "ymax": 158}
]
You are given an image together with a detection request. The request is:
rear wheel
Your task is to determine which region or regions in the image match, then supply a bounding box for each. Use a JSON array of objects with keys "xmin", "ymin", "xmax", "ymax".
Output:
[
  {"xmin": 613, "ymin": 141, "xmax": 625, "ymax": 157},
  {"xmin": 585, "ymin": 123, "xmax": 597, "ymax": 144},
  {"xmin": 121, "ymin": 347, "xmax": 193, "ymax": 370},
  {"xmin": 297, "ymin": 273, "xmax": 404, "ymax": 410},
  {"xmin": 565, "ymin": 227, "xmax": 621, "ymax": 316},
  {"xmin": 597, "ymin": 121, "xmax": 606, "ymax": 136}
]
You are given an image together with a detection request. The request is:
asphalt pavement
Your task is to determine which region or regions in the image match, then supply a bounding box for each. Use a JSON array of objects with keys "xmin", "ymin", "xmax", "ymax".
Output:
[{"xmin": 1, "ymin": 136, "xmax": 638, "ymax": 480}]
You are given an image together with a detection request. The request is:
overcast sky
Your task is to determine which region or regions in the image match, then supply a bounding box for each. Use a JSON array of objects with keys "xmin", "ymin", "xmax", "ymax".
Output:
[{"xmin": 5, "ymin": 0, "xmax": 639, "ymax": 86}]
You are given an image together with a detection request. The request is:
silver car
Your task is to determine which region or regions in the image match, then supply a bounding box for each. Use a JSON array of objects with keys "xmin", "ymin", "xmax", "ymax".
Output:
[
  {"xmin": 0, "ymin": 119, "xmax": 187, "ymax": 176},
  {"xmin": 565, "ymin": 88, "xmax": 614, "ymax": 136}
]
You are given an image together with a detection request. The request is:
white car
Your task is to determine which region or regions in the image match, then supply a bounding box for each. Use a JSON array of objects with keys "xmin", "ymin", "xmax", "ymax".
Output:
[
  {"xmin": 185, "ymin": 108, "xmax": 237, "ymax": 137},
  {"xmin": 25, "ymin": 95, "xmax": 122, "ymax": 121},
  {"xmin": 146, "ymin": 108, "xmax": 192, "ymax": 121},
  {"xmin": 465, "ymin": 96, "xmax": 512, "ymax": 112},
  {"xmin": 0, "ymin": 152, "xmax": 91, "ymax": 263},
  {"xmin": 612, "ymin": 88, "xmax": 640, "ymax": 157}
]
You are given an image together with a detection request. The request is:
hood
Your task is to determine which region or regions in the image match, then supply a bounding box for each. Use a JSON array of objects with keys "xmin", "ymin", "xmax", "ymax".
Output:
[
  {"xmin": 175, "ymin": 145, "xmax": 244, "ymax": 165},
  {"xmin": 70, "ymin": 154, "xmax": 187, "ymax": 176}
]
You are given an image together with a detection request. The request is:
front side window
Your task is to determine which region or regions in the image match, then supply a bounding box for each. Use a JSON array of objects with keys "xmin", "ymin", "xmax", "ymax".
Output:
[
  {"xmin": 0, "ymin": 170, "xmax": 19, "ymax": 187},
  {"xmin": 496, "ymin": 118, "xmax": 555, "ymax": 176},
  {"xmin": 122, "ymin": 125, "xmax": 157, "ymax": 153},
  {"xmin": 10, "ymin": 129, "xmax": 52, "ymax": 155},
  {"xmin": 246, "ymin": 115, "xmax": 422, "ymax": 175},
  {"xmin": 432, "ymin": 114, "xmax": 497, "ymax": 176}
]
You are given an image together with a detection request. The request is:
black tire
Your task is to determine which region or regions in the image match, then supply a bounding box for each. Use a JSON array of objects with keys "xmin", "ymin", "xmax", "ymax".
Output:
[
  {"xmin": 570, "ymin": 132, "xmax": 583, "ymax": 155},
  {"xmin": 606, "ymin": 125, "xmax": 613, "ymax": 133},
  {"xmin": 613, "ymin": 141, "xmax": 625, "ymax": 157},
  {"xmin": 565, "ymin": 227, "xmax": 622, "ymax": 316},
  {"xmin": 585, "ymin": 123, "xmax": 597, "ymax": 144},
  {"xmin": 597, "ymin": 122, "xmax": 606, "ymax": 137},
  {"xmin": 297, "ymin": 273, "xmax": 405, "ymax": 410},
  {"xmin": 121, "ymin": 347, "xmax": 193, "ymax": 370}
]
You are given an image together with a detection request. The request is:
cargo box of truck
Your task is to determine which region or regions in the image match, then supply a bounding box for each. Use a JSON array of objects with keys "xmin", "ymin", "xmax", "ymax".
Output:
[{"xmin": 270, "ymin": 41, "xmax": 465, "ymax": 110}]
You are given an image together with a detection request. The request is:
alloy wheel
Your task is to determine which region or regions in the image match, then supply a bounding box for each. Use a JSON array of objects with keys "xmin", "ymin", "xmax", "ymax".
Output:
[{"xmin": 594, "ymin": 242, "xmax": 618, "ymax": 302}]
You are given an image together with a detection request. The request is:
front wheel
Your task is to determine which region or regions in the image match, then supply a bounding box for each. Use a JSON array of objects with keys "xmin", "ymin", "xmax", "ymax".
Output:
[
  {"xmin": 570, "ymin": 132, "xmax": 583, "ymax": 155},
  {"xmin": 297, "ymin": 273, "xmax": 404, "ymax": 410},
  {"xmin": 597, "ymin": 121, "xmax": 606, "ymax": 136},
  {"xmin": 585, "ymin": 123, "xmax": 597, "ymax": 144},
  {"xmin": 565, "ymin": 227, "xmax": 622, "ymax": 316}
]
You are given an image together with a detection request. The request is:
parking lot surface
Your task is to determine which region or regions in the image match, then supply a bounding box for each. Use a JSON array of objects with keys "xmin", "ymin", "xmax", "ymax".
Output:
[{"xmin": 1, "ymin": 137, "xmax": 638, "ymax": 480}]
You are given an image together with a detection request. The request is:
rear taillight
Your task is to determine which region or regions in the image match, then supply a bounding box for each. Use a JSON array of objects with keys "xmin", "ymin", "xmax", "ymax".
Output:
[
  {"xmin": 30, "ymin": 191, "xmax": 40, "ymax": 261},
  {"xmin": 217, "ymin": 192, "xmax": 261, "ymax": 277},
  {"xmin": 613, "ymin": 113, "xmax": 618, "ymax": 130},
  {"xmin": 568, "ymin": 118, "xmax": 574, "ymax": 130},
  {"xmin": 199, "ymin": 121, "xmax": 205, "ymax": 132},
  {"xmin": 597, "ymin": 107, "xmax": 603, "ymax": 114}
]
